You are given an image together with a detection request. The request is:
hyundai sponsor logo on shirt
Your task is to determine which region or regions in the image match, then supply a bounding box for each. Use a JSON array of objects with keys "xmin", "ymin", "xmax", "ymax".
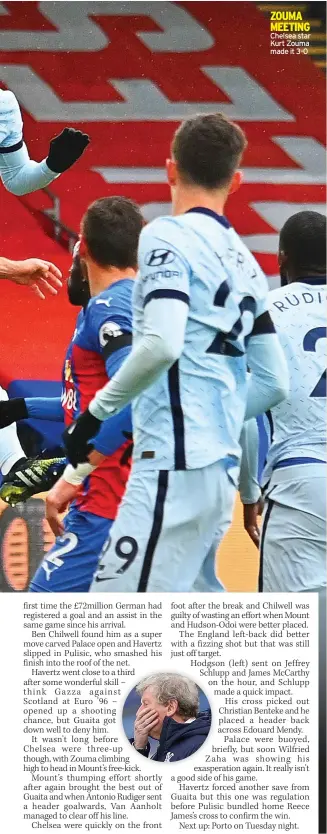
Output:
[
  {"xmin": 145, "ymin": 249, "xmax": 176, "ymax": 266},
  {"xmin": 144, "ymin": 270, "xmax": 181, "ymax": 282}
]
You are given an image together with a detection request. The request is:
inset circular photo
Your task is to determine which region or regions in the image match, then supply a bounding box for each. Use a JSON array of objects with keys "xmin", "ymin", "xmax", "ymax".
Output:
[{"xmin": 122, "ymin": 672, "xmax": 211, "ymax": 762}]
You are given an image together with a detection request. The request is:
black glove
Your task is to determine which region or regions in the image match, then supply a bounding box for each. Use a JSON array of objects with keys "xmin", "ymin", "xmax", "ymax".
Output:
[
  {"xmin": 0, "ymin": 397, "xmax": 28, "ymax": 428},
  {"xmin": 62, "ymin": 408, "xmax": 101, "ymax": 467},
  {"xmin": 46, "ymin": 127, "xmax": 90, "ymax": 174}
]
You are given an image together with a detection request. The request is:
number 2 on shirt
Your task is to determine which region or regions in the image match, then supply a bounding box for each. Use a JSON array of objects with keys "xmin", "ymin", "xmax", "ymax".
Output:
[{"xmin": 303, "ymin": 327, "xmax": 327, "ymax": 397}]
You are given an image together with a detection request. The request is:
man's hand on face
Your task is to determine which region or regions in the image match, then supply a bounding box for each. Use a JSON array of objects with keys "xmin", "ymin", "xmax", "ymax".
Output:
[{"xmin": 134, "ymin": 705, "xmax": 159, "ymax": 750}]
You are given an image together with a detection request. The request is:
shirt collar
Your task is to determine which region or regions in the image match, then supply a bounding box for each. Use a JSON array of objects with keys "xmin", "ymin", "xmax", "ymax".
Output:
[
  {"xmin": 292, "ymin": 276, "xmax": 326, "ymax": 286},
  {"xmin": 186, "ymin": 206, "xmax": 230, "ymax": 229}
]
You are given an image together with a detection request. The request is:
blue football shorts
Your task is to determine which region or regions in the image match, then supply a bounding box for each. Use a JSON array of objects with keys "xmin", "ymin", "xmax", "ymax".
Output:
[{"xmin": 29, "ymin": 503, "xmax": 112, "ymax": 593}]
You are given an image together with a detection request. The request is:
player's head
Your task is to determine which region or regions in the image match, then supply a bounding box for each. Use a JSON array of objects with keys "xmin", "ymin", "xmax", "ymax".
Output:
[
  {"xmin": 167, "ymin": 113, "xmax": 247, "ymax": 209},
  {"xmin": 67, "ymin": 240, "xmax": 90, "ymax": 307},
  {"xmin": 279, "ymin": 211, "xmax": 326, "ymax": 284},
  {"xmin": 80, "ymin": 196, "xmax": 144, "ymax": 273},
  {"xmin": 135, "ymin": 673, "xmax": 200, "ymax": 740}
]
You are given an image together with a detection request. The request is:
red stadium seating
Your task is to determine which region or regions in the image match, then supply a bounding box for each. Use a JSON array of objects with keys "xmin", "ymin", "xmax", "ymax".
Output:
[{"xmin": 1, "ymin": 190, "xmax": 73, "ymax": 385}]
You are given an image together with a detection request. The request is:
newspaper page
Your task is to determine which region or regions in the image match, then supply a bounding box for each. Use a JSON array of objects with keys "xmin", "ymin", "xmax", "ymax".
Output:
[
  {"xmin": 0, "ymin": 2, "xmax": 325, "ymax": 834},
  {"xmin": 0, "ymin": 593, "xmax": 320, "ymax": 833}
]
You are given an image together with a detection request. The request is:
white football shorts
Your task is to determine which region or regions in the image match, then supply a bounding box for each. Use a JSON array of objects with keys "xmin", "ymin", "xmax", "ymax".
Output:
[
  {"xmin": 259, "ymin": 462, "xmax": 326, "ymax": 593},
  {"xmin": 89, "ymin": 459, "xmax": 236, "ymax": 593}
]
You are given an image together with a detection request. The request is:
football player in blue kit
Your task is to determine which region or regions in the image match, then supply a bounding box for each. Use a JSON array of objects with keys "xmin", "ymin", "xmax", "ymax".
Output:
[{"xmin": 0, "ymin": 197, "xmax": 143, "ymax": 592}]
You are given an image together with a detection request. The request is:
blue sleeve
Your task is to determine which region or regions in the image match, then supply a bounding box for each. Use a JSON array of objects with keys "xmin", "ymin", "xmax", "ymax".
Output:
[
  {"xmin": 92, "ymin": 346, "xmax": 132, "ymax": 455},
  {"xmin": 105, "ymin": 346, "xmax": 131, "ymax": 380},
  {"xmin": 85, "ymin": 297, "xmax": 132, "ymax": 355},
  {"xmin": 83, "ymin": 299, "xmax": 132, "ymax": 455},
  {"xmin": 25, "ymin": 397, "xmax": 63, "ymax": 421},
  {"xmin": 93, "ymin": 404, "xmax": 132, "ymax": 456}
]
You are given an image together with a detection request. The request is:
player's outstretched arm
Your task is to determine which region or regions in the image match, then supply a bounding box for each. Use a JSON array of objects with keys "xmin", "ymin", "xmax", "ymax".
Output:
[
  {"xmin": 245, "ymin": 313, "xmax": 289, "ymax": 420},
  {"xmin": 0, "ymin": 91, "xmax": 89, "ymax": 195},
  {"xmin": 0, "ymin": 257, "xmax": 62, "ymax": 299},
  {"xmin": 0, "ymin": 396, "xmax": 63, "ymax": 428}
]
